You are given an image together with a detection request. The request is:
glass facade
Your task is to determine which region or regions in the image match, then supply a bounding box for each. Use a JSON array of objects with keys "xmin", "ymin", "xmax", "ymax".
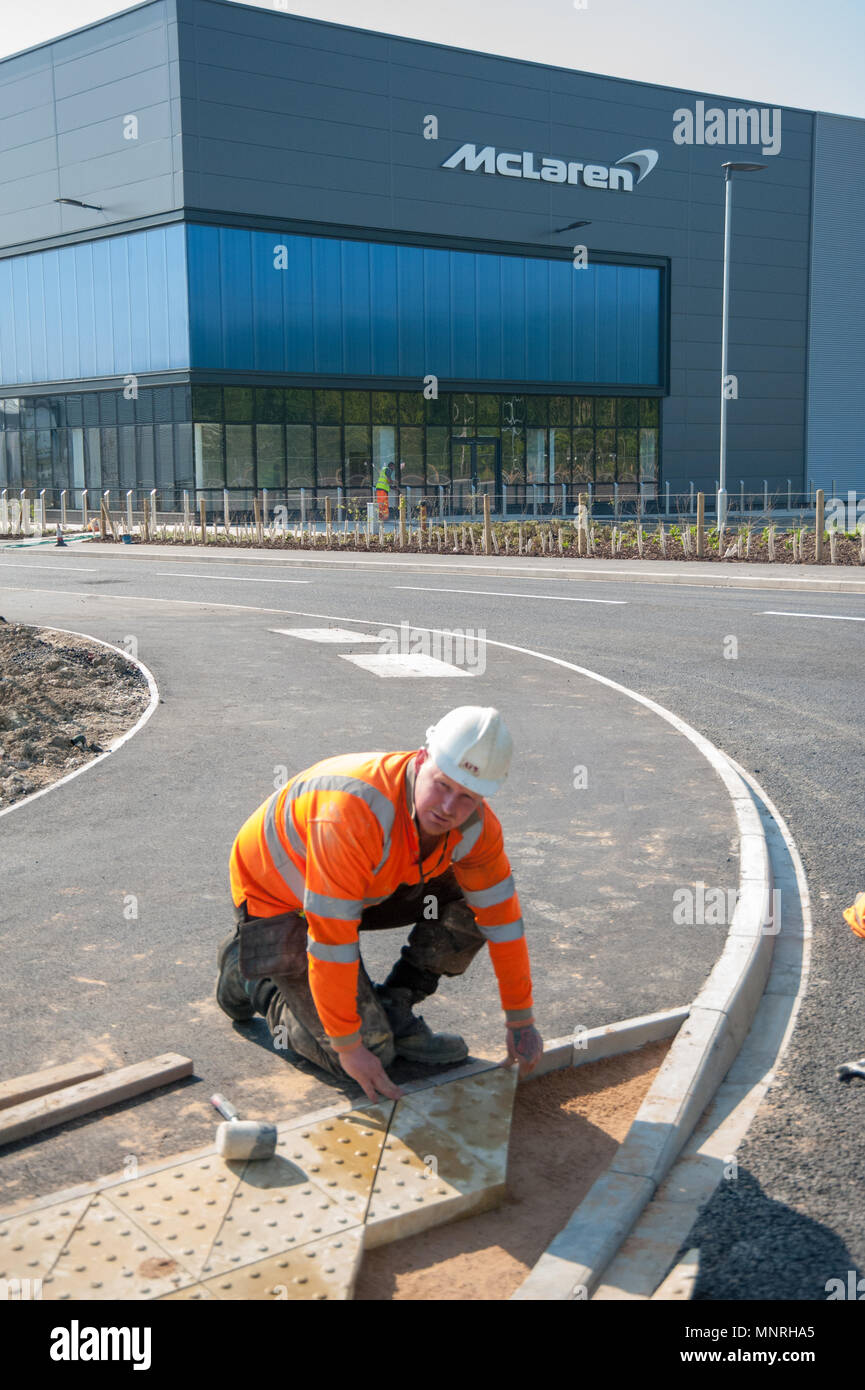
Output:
[{"xmin": 0, "ymin": 385, "xmax": 660, "ymax": 502}]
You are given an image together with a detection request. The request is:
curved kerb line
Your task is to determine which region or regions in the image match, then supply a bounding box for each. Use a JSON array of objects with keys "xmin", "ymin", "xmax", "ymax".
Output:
[
  {"xmin": 0, "ymin": 627, "xmax": 160, "ymax": 822},
  {"xmin": 0, "ymin": 597, "xmax": 775, "ymax": 1298}
]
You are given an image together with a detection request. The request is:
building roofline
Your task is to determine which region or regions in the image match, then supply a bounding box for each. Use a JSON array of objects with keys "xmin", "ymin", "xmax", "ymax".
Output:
[{"xmin": 0, "ymin": 0, "xmax": 862, "ymax": 124}]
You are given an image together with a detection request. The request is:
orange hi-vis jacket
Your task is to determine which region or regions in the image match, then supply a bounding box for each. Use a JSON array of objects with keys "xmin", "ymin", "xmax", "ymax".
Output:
[{"xmin": 229, "ymin": 750, "xmax": 534, "ymax": 1048}]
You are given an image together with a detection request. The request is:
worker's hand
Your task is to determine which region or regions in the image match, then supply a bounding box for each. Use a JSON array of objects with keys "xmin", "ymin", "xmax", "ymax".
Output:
[
  {"xmin": 502, "ymin": 1023, "xmax": 544, "ymax": 1078},
  {"xmin": 337, "ymin": 1044, "xmax": 404, "ymax": 1102}
]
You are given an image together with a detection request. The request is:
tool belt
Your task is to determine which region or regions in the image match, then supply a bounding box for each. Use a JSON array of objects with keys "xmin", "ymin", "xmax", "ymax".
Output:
[{"xmin": 235, "ymin": 902, "xmax": 308, "ymax": 980}]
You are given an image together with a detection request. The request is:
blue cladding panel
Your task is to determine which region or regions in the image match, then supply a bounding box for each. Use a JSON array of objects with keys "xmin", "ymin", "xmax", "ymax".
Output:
[
  {"xmin": 187, "ymin": 225, "xmax": 661, "ymax": 386},
  {"xmin": 0, "ymin": 226, "xmax": 189, "ymax": 385}
]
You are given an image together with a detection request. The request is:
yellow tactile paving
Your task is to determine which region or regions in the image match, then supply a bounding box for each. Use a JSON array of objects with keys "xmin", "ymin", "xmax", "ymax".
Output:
[
  {"xmin": 105, "ymin": 1155, "xmax": 242, "ymax": 1281},
  {"xmin": 400, "ymin": 1067, "xmax": 516, "ymax": 1181},
  {"xmin": 275, "ymin": 1104, "xmax": 392, "ymax": 1220},
  {"xmin": 40, "ymin": 1194, "xmax": 200, "ymax": 1300},
  {"xmin": 363, "ymin": 1093, "xmax": 509, "ymax": 1250},
  {"xmin": 185, "ymin": 1229, "xmax": 364, "ymax": 1301},
  {"xmin": 0, "ymin": 1066, "xmax": 517, "ymax": 1298},
  {"xmin": 0, "ymin": 1196, "xmax": 91, "ymax": 1283},
  {"xmin": 199, "ymin": 1156, "xmax": 361, "ymax": 1279}
]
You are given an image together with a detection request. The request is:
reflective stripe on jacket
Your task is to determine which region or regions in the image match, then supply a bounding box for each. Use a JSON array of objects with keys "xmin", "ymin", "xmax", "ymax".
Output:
[{"xmin": 229, "ymin": 750, "xmax": 533, "ymax": 1046}]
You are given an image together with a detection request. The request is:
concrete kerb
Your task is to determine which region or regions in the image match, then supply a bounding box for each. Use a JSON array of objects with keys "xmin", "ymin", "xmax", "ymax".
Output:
[{"xmin": 511, "ymin": 764, "xmax": 774, "ymax": 1301}]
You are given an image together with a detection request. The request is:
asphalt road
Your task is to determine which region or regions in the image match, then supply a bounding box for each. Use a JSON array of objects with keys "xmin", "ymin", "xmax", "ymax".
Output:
[{"xmin": 1, "ymin": 541, "xmax": 863, "ymax": 1302}]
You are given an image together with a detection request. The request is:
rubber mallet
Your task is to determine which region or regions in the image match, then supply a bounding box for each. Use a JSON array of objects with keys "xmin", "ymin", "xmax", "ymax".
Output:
[{"xmin": 210, "ymin": 1093, "xmax": 277, "ymax": 1161}]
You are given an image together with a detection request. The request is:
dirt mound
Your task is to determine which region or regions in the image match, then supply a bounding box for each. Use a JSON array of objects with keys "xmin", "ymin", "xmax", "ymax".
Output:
[{"xmin": 0, "ymin": 621, "xmax": 151, "ymax": 809}]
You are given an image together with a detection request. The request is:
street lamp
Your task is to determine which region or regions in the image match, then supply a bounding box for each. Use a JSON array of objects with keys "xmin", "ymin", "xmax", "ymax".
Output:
[{"xmin": 718, "ymin": 162, "xmax": 765, "ymax": 529}]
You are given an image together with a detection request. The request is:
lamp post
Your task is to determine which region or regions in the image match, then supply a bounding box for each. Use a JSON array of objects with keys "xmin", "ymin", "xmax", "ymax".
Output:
[{"xmin": 718, "ymin": 162, "xmax": 765, "ymax": 530}]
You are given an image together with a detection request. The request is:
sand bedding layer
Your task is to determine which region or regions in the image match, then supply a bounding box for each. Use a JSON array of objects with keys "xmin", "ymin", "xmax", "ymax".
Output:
[{"xmin": 355, "ymin": 1038, "xmax": 670, "ymax": 1300}]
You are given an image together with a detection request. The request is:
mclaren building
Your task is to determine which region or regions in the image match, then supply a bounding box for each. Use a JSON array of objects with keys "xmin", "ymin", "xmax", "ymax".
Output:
[{"xmin": 0, "ymin": 0, "xmax": 862, "ymax": 513}]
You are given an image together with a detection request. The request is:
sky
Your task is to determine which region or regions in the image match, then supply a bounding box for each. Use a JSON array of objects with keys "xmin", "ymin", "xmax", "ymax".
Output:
[{"xmin": 0, "ymin": 0, "xmax": 863, "ymax": 119}]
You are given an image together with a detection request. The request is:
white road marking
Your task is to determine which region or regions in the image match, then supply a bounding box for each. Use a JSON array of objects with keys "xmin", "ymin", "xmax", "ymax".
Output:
[
  {"xmin": 340, "ymin": 653, "xmax": 474, "ymax": 677},
  {"xmin": 155, "ymin": 572, "xmax": 308, "ymax": 584},
  {"xmin": 271, "ymin": 627, "xmax": 384, "ymax": 642},
  {"xmin": 0, "ymin": 562, "xmax": 98, "ymax": 571},
  {"xmin": 396, "ymin": 585, "xmax": 625, "ymax": 605},
  {"xmin": 759, "ymin": 610, "xmax": 865, "ymax": 622}
]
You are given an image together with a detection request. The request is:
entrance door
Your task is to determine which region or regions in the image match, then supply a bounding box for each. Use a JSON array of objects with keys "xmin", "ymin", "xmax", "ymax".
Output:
[{"xmin": 450, "ymin": 436, "xmax": 501, "ymax": 513}]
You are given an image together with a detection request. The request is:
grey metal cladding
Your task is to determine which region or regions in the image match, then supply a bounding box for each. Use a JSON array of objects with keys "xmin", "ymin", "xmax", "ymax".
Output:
[{"xmin": 806, "ymin": 113, "xmax": 865, "ymax": 495}]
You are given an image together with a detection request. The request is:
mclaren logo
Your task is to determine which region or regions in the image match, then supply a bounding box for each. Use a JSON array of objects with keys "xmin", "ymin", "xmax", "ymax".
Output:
[{"xmin": 442, "ymin": 143, "xmax": 659, "ymax": 192}]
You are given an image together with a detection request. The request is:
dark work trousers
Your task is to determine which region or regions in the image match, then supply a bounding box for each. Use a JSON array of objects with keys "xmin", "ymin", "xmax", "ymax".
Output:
[{"xmin": 234, "ymin": 869, "xmax": 486, "ymax": 1081}]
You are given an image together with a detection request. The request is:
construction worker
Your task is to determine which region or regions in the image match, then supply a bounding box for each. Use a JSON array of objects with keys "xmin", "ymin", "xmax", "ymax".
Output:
[
  {"xmin": 216, "ymin": 707, "xmax": 543, "ymax": 1102},
  {"xmin": 376, "ymin": 462, "xmax": 391, "ymax": 520}
]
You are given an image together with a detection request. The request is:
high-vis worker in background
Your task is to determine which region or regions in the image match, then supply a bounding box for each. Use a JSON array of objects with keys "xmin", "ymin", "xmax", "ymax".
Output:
[{"xmin": 217, "ymin": 707, "xmax": 543, "ymax": 1102}]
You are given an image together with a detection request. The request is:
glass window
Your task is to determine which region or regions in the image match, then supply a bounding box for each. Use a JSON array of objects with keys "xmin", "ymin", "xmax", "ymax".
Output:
[
  {"xmin": 617, "ymin": 399, "xmax": 639, "ymax": 428},
  {"xmin": 344, "ymin": 391, "xmax": 370, "ymax": 425},
  {"xmin": 98, "ymin": 393, "xmax": 117, "ymax": 426},
  {"xmin": 452, "ymin": 393, "xmax": 475, "ymax": 428},
  {"xmin": 398, "ymin": 392, "xmax": 424, "ymax": 425},
  {"xmin": 226, "ymin": 425, "xmax": 254, "ymax": 486},
  {"xmin": 100, "ymin": 428, "xmax": 120, "ymax": 492},
  {"xmin": 595, "ymin": 397, "xmax": 615, "ymax": 428},
  {"xmin": 119, "ymin": 426, "xmax": 137, "ymax": 490},
  {"xmin": 595, "ymin": 428, "xmax": 616, "ymax": 483},
  {"xmin": 345, "ymin": 425, "xmax": 372, "ymax": 492},
  {"xmin": 616, "ymin": 429, "xmax": 638, "ymax": 482},
  {"xmin": 451, "ymin": 437, "xmax": 472, "ymax": 481},
  {"xmin": 425, "ymin": 393, "xmax": 450, "ymax": 425},
  {"xmin": 286, "ymin": 425, "xmax": 314, "ymax": 486},
  {"xmin": 194, "ymin": 424, "xmax": 224, "ymax": 488},
  {"xmin": 639, "ymin": 430, "xmax": 658, "ymax": 481},
  {"xmin": 526, "ymin": 396, "xmax": 548, "ymax": 428},
  {"xmin": 117, "ymin": 390, "xmax": 136, "ymax": 425},
  {"xmin": 425, "ymin": 428, "xmax": 449, "ymax": 487},
  {"xmin": 501, "ymin": 428, "xmax": 525, "ymax": 485},
  {"xmin": 193, "ymin": 387, "xmax": 223, "ymax": 421},
  {"xmin": 6, "ymin": 432, "xmax": 22, "ymax": 489},
  {"xmin": 315, "ymin": 390, "xmax": 342, "ymax": 424},
  {"xmin": 255, "ymin": 388, "xmax": 284, "ymax": 423},
  {"xmin": 173, "ymin": 386, "xmax": 190, "ymax": 422},
  {"xmin": 316, "ymin": 426, "xmax": 342, "ymax": 487},
  {"xmin": 526, "ymin": 428, "xmax": 545, "ymax": 483},
  {"xmin": 256, "ymin": 424, "xmax": 285, "ymax": 488},
  {"xmin": 51, "ymin": 430, "xmax": 68, "ymax": 492},
  {"xmin": 135, "ymin": 391, "xmax": 154, "ymax": 424},
  {"xmin": 65, "ymin": 396, "xmax": 83, "ymax": 428},
  {"xmin": 399, "ymin": 428, "xmax": 424, "ymax": 488},
  {"xmin": 155, "ymin": 424, "xmax": 174, "ymax": 488},
  {"xmin": 550, "ymin": 428, "xmax": 570, "ymax": 484},
  {"xmin": 640, "ymin": 398, "xmax": 659, "ymax": 427},
  {"xmin": 371, "ymin": 391, "xmax": 397, "ymax": 425},
  {"xmin": 549, "ymin": 396, "xmax": 571, "ymax": 428},
  {"xmin": 573, "ymin": 429, "xmax": 594, "ymax": 485},
  {"xmin": 174, "ymin": 423, "xmax": 193, "ymax": 487},
  {"xmin": 373, "ymin": 426, "xmax": 397, "ymax": 483},
  {"xmin": 35, "ymin": 398, "xmax": 54, "ymax": 429},
  {"xmin": 137, "ymin": 425, "xmax": 155, "ymax": 486},
  {"xmin": 224, "ymin": 388, "xmax": 253, "ymax": 423},
  {"xmin": 84, "ymin": 429, "xmax": 101, "ymax": 491},
  {"xmin": 154, "ymin": 388, "xmax": 173, "ymax": 423},
  {"xmin": 285, "ymin": 389, "xmax": 313, "ymax": 424},
  {"xmin": 476, "ymin": 393, "xmax": 500, "ymax": 428},
  {"xmin": 36, "ymin": 430, "xmax": 53, "ymax": 490},
  {"xmin": 20, "ymin": 402, "xmax": 36, "ymax": 431},
  {"xmin": 0, "ymin": 435, "xmax": 6, "ymax": 488}
]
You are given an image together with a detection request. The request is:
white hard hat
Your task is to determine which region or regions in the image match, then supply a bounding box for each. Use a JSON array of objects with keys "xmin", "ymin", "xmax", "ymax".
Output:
[{"xmin": 424, "ymin": 707, "xmax": 513, "ymax": 796}]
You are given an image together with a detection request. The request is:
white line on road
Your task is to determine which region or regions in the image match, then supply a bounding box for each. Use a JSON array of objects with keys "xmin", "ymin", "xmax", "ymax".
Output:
[
  {"xmin": 759, "ymin": 610, "xmax": 865, "ymax": 622},
  {"xmin": 271, "ymin": 627, "xmax": 384, "ymax": 642},
  {"xmin": 396, "ymin": 585, "xmax": 626, "ymax": 605},
  {"xmin": 341, "ymin": 653, "xmax": 474, "ymax": 677},
  {"xmin": 155, "ymin": 572, "xmax": 309, "ymax": 584},
  {"xmin": 0, "ymin": 562, "xmax": 98, "ymax": 571}
]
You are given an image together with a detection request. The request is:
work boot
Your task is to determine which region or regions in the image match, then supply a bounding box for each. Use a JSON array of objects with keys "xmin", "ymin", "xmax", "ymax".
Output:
[
  {"xmin": 216, "ymin": 933, "xmax": 275, "ymax": 1021},
  {"xmin": 374, "ymin": 985, "xmax": 468, "ymax": 1065}
]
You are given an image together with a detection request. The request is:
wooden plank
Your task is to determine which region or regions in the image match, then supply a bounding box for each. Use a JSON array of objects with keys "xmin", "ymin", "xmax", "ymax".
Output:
[
  {"xmin": 0, "ymin": 1054, "xmax": 194, "ymax": 1147},
  {"xmin": 0, "ymin": 1060, "xmax": 105, "ymax": 1112}
]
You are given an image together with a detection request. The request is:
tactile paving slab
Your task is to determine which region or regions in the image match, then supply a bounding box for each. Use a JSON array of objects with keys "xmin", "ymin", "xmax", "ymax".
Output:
[
  {"xmin": 105, "ymin": 1155, "xmax": 241, "ymax": 1281},
  {"xmin": 200, "ymin": 1155, "xmax": 361, "ymax": 1279},
  {"xmin": 0, "ymin": 1067, "xmax": 517, "ymax": 1298},
  {"xmin": 275, "ymin": 1105, "xmax": 391, "ymax": 1221},
  {"xmin": 162, "ymin": 1229, "xmax": 365, "ymax": 1301},
  {"xmin": 41, "ymin": 1194, "xmax": 200, "ymax": 1300}
]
